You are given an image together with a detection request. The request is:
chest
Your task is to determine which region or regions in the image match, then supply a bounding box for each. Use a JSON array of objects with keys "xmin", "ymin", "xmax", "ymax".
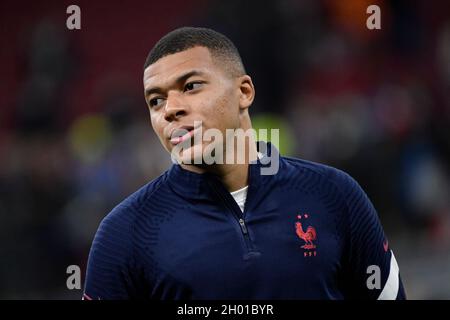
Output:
[{"xmin": 144, "ymin": 189, "xmax": 345, "ymax": 299}]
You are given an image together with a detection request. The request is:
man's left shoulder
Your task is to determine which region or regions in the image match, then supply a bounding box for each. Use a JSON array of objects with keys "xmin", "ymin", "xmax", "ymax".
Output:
[{"xmin": 277, "ymin": 156, "xmax": 364, "ymax": 198}]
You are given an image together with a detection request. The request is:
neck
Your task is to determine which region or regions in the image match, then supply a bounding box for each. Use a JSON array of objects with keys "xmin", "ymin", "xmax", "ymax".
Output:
[
  {"xmin": 207, "ymin": 163, "xmax": 250, "ymax": 192},
  {"xmin": 180, "ymin": 118, "xmax": 257, "ymax": 192},
  {"xmin": 180, "ymin": 143, "xmax": 256, "ymax": 192}
]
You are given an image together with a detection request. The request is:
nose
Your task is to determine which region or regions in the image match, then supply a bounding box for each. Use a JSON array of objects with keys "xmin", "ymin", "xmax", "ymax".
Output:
[{"xmin": 164, "ymin": 92, "xmax": 187, "ymax": 122}]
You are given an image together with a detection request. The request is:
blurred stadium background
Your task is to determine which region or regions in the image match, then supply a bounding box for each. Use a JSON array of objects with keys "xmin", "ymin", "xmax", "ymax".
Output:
[{"xmin": 1, "ymin": 0, "xmax": 450, "ymax": 299}]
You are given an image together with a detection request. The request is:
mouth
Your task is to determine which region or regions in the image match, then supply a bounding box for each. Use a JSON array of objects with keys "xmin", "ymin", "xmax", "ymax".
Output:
[{"xmin": 169, "ymin": 125, "xmax": 197, "ymax": 145}]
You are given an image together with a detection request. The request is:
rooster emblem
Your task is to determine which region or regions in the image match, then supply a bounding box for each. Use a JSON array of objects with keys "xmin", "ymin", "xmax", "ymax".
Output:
[{"xmin": 295, "ymin": 222, "xmax": 317, "ymax": 249}]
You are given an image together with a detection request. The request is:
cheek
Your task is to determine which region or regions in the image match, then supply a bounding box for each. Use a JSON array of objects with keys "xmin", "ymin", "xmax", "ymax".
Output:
[
  {"xmin": 150, "ymin": 113, "xmax": 165, "ymax": 138},
  {"xmin": 213, "ymin": 96, "xmax": 227, "ymax": 115},
  {"xmin": 211, "ymin": 89, "xmax": 234, "ymax": 114},
  {"xmin": 215, "ymin": 92, "xmax": 239, "ymax": 123},
  {"xmin": 195, "ymin": 84, "xmax": 239, "ymax": 126},
  {"xmin": 149, "ymin": 113, "xmax": 157, "ymax": 131}
]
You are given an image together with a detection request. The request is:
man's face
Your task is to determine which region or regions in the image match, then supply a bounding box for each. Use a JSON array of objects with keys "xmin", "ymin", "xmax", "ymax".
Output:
[{"xmin": 143, "ymin": 46, "xmax": 243, "ymax": 164}]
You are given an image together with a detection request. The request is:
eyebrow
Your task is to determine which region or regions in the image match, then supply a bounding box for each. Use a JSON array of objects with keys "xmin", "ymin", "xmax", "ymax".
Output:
[{"xmin": 144, "ymin": 70, "xmax": 207, "ymax": 98}]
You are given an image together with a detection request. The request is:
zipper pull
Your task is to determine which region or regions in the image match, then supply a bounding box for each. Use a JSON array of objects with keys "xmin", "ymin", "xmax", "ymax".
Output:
[{"xmin": 239, "ymin": 218, "xmax": 248, "ymax": 234}]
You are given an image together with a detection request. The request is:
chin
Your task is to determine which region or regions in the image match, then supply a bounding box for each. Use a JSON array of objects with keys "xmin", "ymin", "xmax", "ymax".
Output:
[
  {"xmin": 171, "ymin": 143, "xmax": 204, "ymax": 165},
  {"xmin": 172, "ymin": 142, "xmax": 223, "ymax": 166}
]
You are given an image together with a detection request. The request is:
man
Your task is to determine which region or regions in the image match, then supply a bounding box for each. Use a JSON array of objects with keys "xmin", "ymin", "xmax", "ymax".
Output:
[{"xmin": 83, "ymin": 27, "xmax": 406, "ymax": 299}]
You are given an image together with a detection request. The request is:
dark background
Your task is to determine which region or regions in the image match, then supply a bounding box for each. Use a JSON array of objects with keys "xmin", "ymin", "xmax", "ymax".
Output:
[{"xmin": 0, "ymin": 0, "xmax": 449, "ymax": 299}]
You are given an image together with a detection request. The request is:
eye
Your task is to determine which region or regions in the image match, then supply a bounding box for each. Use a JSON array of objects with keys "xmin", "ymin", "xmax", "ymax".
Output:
[
  {"xmin": 184, "ymin": 82, "xmax": 203, "ymax": 92},
  {"xmin": 149, "ymin": 97, "xmax": 165, "ymax": 108}
]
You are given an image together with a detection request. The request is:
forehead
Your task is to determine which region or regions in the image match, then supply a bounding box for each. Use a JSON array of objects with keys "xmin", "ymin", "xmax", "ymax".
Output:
[{"xmin": 143, "ymin": 46, "xmax": 219, "ymax": 88}]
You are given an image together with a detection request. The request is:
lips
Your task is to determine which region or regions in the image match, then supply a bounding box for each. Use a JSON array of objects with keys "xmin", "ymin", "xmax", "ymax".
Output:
[{"xmin": 169, "ymin": 126, "xmax": 196, "ymax": 145}]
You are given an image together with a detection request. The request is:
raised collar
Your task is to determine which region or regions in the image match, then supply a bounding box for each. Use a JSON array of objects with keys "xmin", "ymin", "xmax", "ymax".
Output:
[{"xmin": 166, "ymin": 141, "xmax": 279, "ymax": 201}]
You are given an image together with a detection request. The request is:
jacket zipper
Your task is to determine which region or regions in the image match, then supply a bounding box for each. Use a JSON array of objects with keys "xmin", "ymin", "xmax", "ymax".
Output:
[
  {"xmin": 208, "ymin": 181, "xmax": 254, "ymax": 253},
  {"xmin": 238, "ymin": 218, "xmax": 248, "ymax": 234}
]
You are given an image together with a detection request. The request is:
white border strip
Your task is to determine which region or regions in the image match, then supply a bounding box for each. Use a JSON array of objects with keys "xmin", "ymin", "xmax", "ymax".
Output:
[{"xmin": 377, "ymin": 250, "xmax": 400, "ymax": 300}]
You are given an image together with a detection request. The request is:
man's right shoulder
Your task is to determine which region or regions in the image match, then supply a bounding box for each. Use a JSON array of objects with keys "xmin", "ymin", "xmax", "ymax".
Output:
[{"xmin": 99, "ymin": 169, "xmax": 171, "ymax": 231}]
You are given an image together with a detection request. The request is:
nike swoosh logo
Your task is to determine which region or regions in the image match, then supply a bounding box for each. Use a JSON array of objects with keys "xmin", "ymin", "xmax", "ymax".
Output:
[
  {"xmin": 383, "ymin": 240, "xmax": 389, "ymax": 252},
  {"xmin": 82, "ymin": 293, "xmax": 93, "ymax": 300}
]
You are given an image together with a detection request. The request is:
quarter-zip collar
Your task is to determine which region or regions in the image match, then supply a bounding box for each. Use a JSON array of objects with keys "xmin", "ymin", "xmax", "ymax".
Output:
[{"xmin": 166, "ymin": 141, "xmax": 278, "ymax": 203}]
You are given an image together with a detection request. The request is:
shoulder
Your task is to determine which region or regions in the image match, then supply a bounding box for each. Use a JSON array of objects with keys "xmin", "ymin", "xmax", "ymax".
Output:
[
  {"xmin": 279, "ymin": 156, "xmax": 377, "ymax": 230},
  {"xmin": 278, "ymin": 156, "xmax": 358, "ymax": 194},
  {"xmin": 94, "ymin": 170, "xmax": 170, "ymax": 243}
]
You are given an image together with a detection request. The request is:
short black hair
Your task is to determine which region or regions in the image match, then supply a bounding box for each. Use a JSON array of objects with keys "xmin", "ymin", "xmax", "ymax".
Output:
[{"xmin": 144, "ymin": 27, "xmax": 246, "ymax": 77}]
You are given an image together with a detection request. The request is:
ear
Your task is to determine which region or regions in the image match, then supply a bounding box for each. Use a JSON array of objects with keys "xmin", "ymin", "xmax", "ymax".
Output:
[{"xmin": 237, "ymin": 75, "xmax": 255, "ymax": 111}]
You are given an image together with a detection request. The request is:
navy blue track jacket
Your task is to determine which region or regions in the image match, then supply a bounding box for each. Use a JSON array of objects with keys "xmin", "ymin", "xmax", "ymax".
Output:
[{"xmin": 83, "ymin": 143, "xmax": 406, "ymax": 300}]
